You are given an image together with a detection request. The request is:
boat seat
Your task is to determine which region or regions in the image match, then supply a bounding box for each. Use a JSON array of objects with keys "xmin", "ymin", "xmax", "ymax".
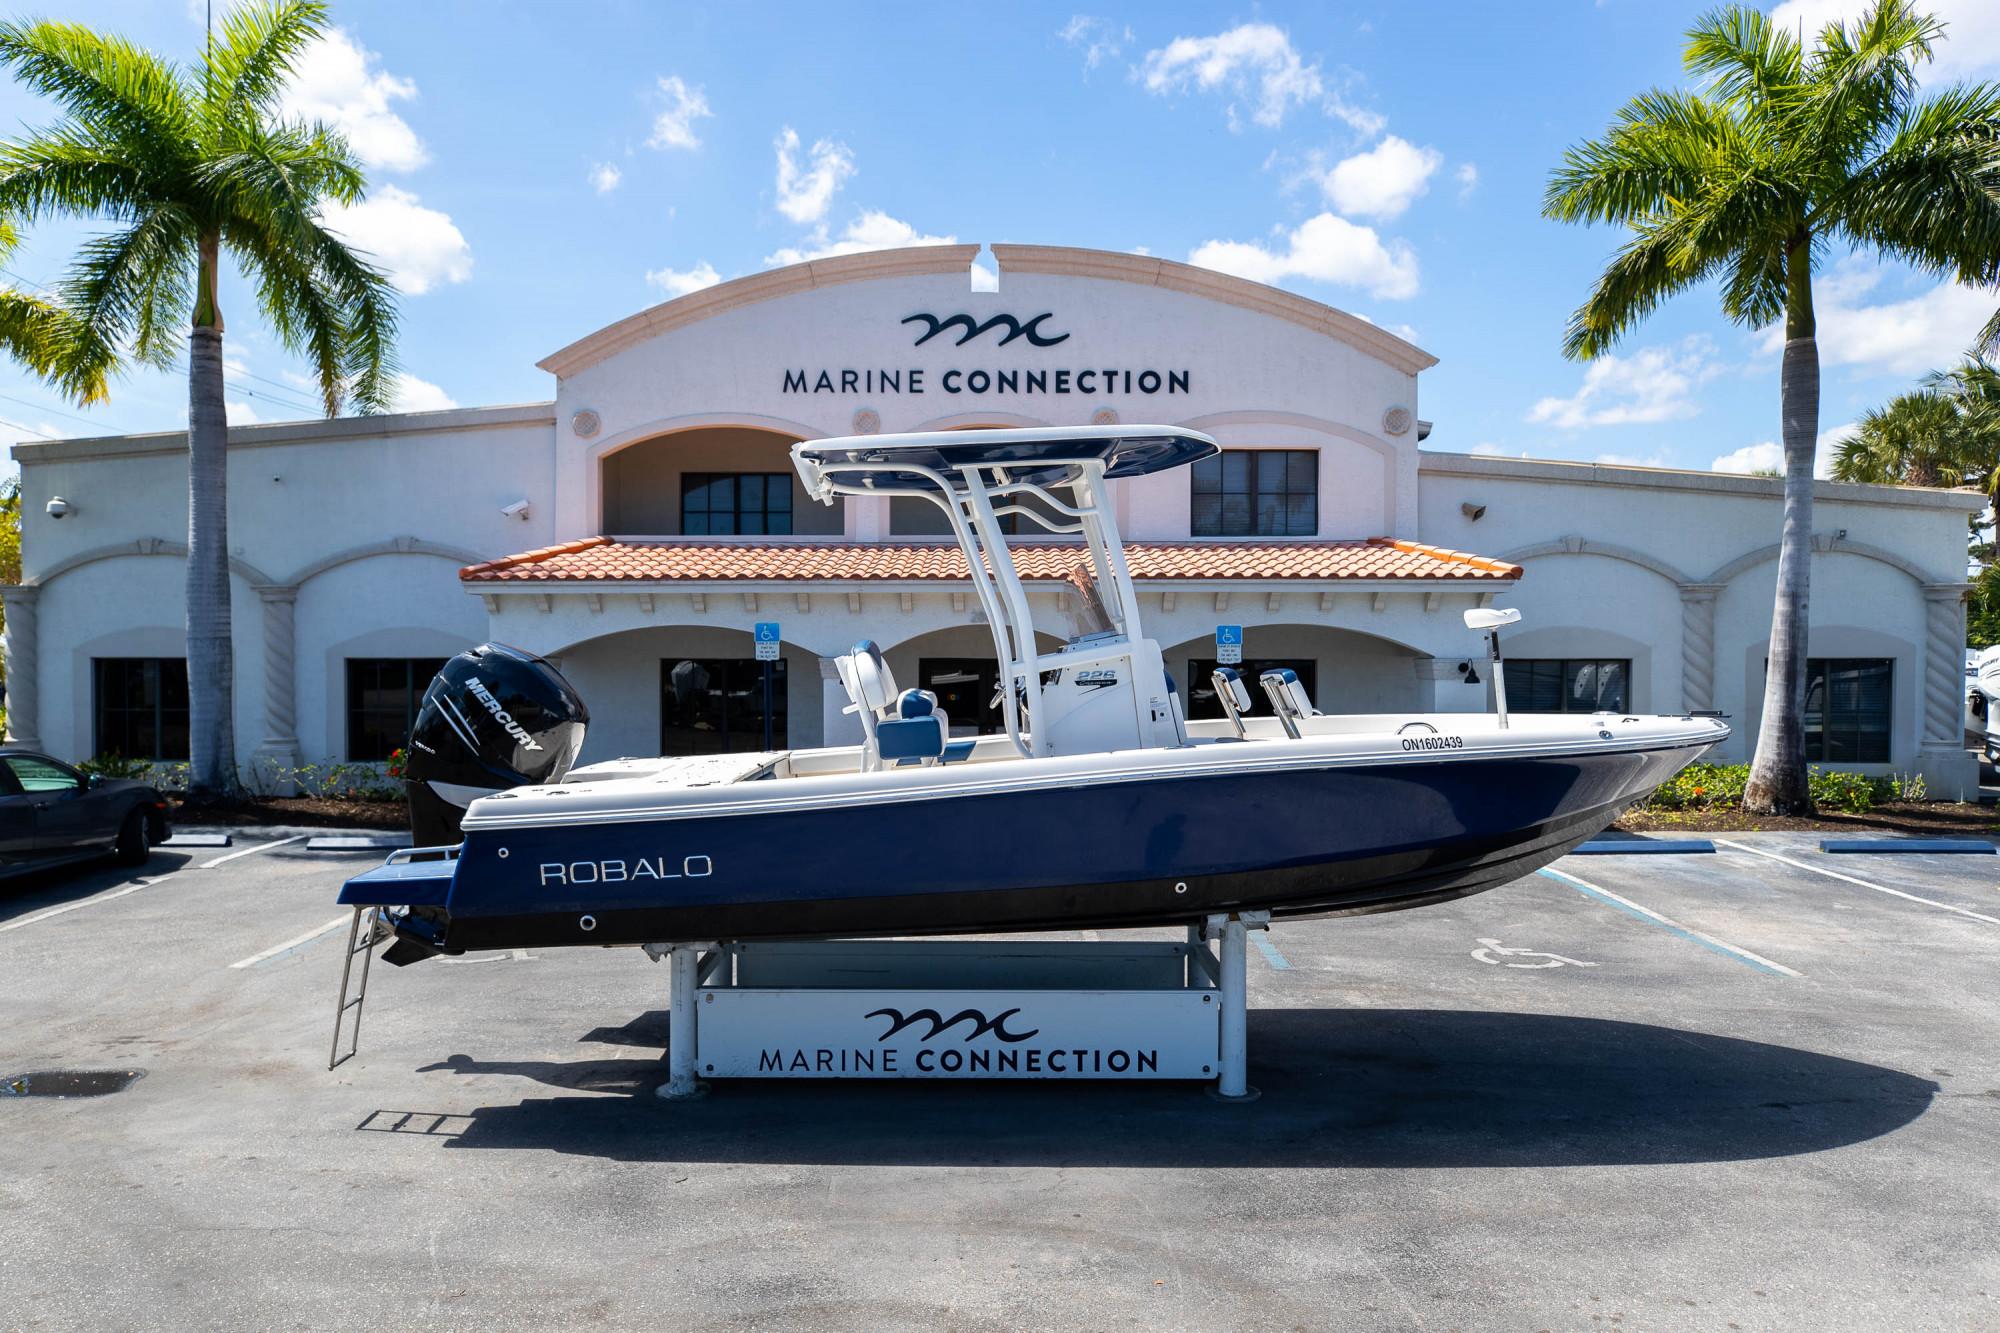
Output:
[
  {"xmin": 1258, "ymin": 667, "xmax": 1320, "ymax": 740},
  {"xmin": 877, "ymin": 688, "xmax": 967, "ymax": 766},
  {"xmin": 1211, "ymin": 666, "xmax": 1254, "ymax": 738}
]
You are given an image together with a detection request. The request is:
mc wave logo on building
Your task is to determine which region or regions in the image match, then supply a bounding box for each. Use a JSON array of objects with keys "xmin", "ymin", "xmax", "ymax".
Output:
[{"xmin": 779, "ymin": 309, "xmax": 1191, "ymax": 399}]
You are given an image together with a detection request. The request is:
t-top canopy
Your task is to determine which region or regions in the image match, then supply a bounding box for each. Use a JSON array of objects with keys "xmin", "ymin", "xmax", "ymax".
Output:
[{"xmin": 792, "ymin": 425, "xmax": 1218, "ymax": 498}]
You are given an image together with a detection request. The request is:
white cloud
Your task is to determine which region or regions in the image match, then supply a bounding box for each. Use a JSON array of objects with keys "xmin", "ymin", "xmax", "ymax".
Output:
[
  {"xmin": 971, "ymin": 260, "xmax": 999, "ymax": 292},
  {"xmin": 1756, "ymin": 262, "xmax": 1996, "ymax": 376},
  {"xmin": 320, "ymin": 184, "xmax": 472, "ymax": 295},
  {"xmin": 1059, "ymin": 15, "xmax": 1131, "ymax": 70},
  {"xmin": 1770, "ymin": 0, "xmax": 2000, "ymax": 79},
  {"xmin": 1469, "ymin": 442, "xmax": 1527, "ymax": 458},
  {"xmin": 1321, "ymin": 135, "xmax": 1442, "ymax": 220},
  {"xmin": 391, "ymin": 372, "xmax": 456, "ymax": 414},
  {"xmin": 1594, "ymin": 451, "xmax": 1670, "ymax": 468},
  {"xmin": 225, "ymin": 400, "xmax": 263, "ymax": 426},
  {"xmin": 1712, "ymin": 428, "xmax": 1842, "ymax": 479},
  {"xmin": 645, "ymin": 261, "xmax": 722, "ymax": 296},
  {"xmin": 773, "ymin": 128, "xmax": 856, "ymax": 224},
  {"xmin": 647, "ymin": 75, "xmax": 712, "ymax": 151},
  {"xmin": 765, "ymin": 211, "xmax": 957, "ymax": 266},
  {"xmin": 1141, "ymin": 23, "xmax": 1381, "ymax": 131},
  {"xmin": 588, "ymin": 162, "xmax": 621, "ymax": 194},
  {"xmin": 1527, "ymin": 336, "xmax": 1721, "ymax": 429},
  {"xmin": 1188, "ymin": 212, "xmax": 1419, "ymax": 299},
  {"xmin": 283, "ymin": 27, "xmax": 426, "ymax": 173},
  {"xmin": 1455, "ymin": 162, "xmax": 1479, "ymax": 201}
]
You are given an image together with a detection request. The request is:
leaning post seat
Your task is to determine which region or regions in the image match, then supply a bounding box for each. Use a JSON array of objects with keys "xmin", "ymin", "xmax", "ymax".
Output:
[
  {"xmin": 1258, "ymin": 667, "xmax": 1320, "ymax": 740},
  {"xmin": 1210, "ymin": 667, "xmax": 1254, "ymax": 739}
]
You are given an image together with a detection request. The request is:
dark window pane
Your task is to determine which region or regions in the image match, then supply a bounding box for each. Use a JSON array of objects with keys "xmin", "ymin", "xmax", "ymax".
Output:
[
  {"xmin": 1286, "ymin": 451, "xmax": 1316, "ymax": 490},
  {"xmin": 1220, "ymin": 451, "xmax": 1252, "ymax": 491},
  {"xmin": 1221, "ymin": 495, "xmax": 1252, "ymax": 533},
  {"xmin": 1189, "ymin": 449, "xmax": 1319, "ymax": 537},
  {"xmin": 1506, "ymin": 659, "xmax": 1630, "ymax": 714},
  {"xmin": 681, "ymin": 473, "xmax": 791, "ymax": 537},
  {"xmin": 684, "ymin": 512, "xmax": 710, "ymax": 536},
  {"xmin": 661, "ymin": 657, "xmax": 788, "ymax": 755},
  {"xmin": 919, "ymin": 658, "xmax": 1002, "ymax": 734},
  {"xmin": 1191, "ymin": 496, "xmax": 1222, "ymax": 536},
  {"xmin": 738, "ymin": 475, "xmax": 765, "ymax": 510},
  {"xmin": 1191, "ymin": 457, "xmax": 1221, "ymax": 494},
  {"xmin": 346, "ymin": 658, "xmax": 446, "ymax": 761},
  {"xmin": 1802, "ymin": 658, "xmax": 1890, "ymax": 762},
  {"xmin": 1285, "ymin": 495, "xmax": 1315, "ymax": 535},
  {"xmin": 92, "ymin": 657, "xmax": 191, "ymax": 761}
]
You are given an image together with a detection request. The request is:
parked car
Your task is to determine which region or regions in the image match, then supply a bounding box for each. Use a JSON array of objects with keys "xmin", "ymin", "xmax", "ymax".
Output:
[{"xmin": 0, "ymin": 749, "xmax": 170, "ymax": 874}]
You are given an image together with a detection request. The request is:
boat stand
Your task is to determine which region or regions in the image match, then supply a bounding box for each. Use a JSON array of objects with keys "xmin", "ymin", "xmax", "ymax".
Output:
[{"xmin": 647, "ymin": 911, "xmax": 1269, "ymax": 1101}]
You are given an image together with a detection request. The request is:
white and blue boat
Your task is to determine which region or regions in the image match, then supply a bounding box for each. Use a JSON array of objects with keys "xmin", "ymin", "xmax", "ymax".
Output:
[{"xmin": 340, "ymin": 426, "xmax": 1726, "ymax": 962}]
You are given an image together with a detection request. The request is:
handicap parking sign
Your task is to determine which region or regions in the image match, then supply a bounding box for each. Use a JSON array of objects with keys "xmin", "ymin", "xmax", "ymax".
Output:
[
  {"xmin": 754, "ymin": 622, "xmax": 781, "ymax": 661},
  {"xmin": 1215, "ymin": 624, "xmax": 1243, "ymax": 665}
]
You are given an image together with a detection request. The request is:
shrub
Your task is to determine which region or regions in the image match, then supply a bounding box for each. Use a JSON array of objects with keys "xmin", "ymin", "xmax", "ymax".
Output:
[
  {"xmin": 1638, "ymin": 762, "xmax": 1919, "ymax": 813},
  {"xmin": 1807, "ymin": 767, "xmax": 1875, "ymax": 813},
  {"xmin": 80, "ymin": 753, "xmax": 152, "ymax": 780},
  {"xmin": 1643, "ymin": 762, "xmax": 1749, "ymax": 810}
]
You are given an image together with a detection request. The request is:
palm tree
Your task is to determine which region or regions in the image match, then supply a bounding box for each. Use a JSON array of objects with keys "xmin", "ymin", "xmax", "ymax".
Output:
[
  {"xmin": 1834, "ymin": 388, "xmax": 1974, "ymax": 487},
  {"xmin": 0, "ymin": 1, "xmax": 399, "ymax": 796},
  {"xmin": 1544, "ymin": 1, "xmax": 2000, "ymax": 814}
]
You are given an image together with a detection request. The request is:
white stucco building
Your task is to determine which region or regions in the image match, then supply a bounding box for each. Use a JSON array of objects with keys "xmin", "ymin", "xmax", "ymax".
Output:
[{"xmin": 2, "ymin": 244, "xmax": 1982, "ymax": 796}]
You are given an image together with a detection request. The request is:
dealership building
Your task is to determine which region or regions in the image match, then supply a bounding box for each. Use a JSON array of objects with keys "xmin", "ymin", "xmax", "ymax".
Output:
[{"xmin": 2, "ymin": 244, "xmax": 1983, "ymax": 796}]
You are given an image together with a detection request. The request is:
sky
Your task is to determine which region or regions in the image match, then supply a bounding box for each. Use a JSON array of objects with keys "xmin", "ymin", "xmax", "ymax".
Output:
[{"xmin": 2, "ymin": 0, "xmax": 1998, "ymax": 479}]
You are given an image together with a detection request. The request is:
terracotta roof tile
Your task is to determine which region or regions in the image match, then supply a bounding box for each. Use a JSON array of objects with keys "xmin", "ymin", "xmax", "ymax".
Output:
[{"xmin": 462, "ymin": 537, "xmax": 1520, "ymax": 584}]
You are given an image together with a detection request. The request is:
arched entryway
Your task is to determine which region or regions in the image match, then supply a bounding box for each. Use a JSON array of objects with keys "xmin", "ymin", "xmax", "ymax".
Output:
[
  {"xmin": 599, "ymin": 425, "xmax": 838, "ymax": 537},
  {"xmin": 1159, "ymin": 623, "xmax": 1429, "ymax": 718}
]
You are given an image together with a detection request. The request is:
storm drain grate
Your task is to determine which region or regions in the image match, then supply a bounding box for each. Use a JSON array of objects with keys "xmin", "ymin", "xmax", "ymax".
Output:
[{"xmin": 2, "ymin": 1069, "xmax": 145, "ymax": 1098}]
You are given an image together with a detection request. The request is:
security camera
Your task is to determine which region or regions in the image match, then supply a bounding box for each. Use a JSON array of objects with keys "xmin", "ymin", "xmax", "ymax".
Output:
[
  {"xmin": 1460, "ymin": 501, "xmax": 1486, "ymax": 521},
  {"xmin": 501, "ymin": 500, "xmax": 531, "ymax": 521},
  {"xmin": 45, "ymin": 496, "xmax": 70, "ymax": 519}
]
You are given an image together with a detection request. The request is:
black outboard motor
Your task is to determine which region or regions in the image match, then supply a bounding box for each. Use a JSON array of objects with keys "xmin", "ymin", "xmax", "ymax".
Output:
[{"xmin": 404, "ymin": 643, "xmax": 589, "ymax": 846}]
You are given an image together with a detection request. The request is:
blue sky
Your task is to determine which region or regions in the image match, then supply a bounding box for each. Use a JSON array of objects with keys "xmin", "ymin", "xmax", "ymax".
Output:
[{"xmin": 3, "ymin": 0, "xmax": 1998, "ymax": 477}]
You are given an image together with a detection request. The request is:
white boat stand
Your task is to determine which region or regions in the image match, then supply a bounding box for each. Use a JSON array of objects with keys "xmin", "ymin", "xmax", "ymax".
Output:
[{"xmin": 645, "ymin": 911, "xmax": 1270, "ymax": 1102}]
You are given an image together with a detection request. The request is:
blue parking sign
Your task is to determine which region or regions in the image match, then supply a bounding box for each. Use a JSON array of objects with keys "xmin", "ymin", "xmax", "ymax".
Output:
[
  {"xmin": 1215, "ymin": 624, "xmax": 1243, "ymax": 665},
  {"xmin": 754, "ymin": 621, "xmax": 781, "ymax": 661}
]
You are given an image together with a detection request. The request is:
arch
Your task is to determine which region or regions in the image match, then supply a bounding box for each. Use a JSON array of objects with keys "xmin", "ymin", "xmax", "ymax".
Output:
[
  {"xmin": 579, "ymin": 414, "xmax": 832, "ymax": 539},
  {"xmin": 1176, "ymin": 408, "xmax": 1399, "ymax": 466},
  {"xmin": 1495, "ymin": 537, "xmax": 1694, "ymax": 586},
  {"xmin": 1703, "ymin": 538, "xmax": 1937, "ymax": 587},
  {"xmin": 30, "ymin": 536, "xmax": 274, "ymax": 588},
  {"xmin": 906, "ymin": 409, "xmax": 1051, "ymax": 432},
  {"xmin": 283, "ymin": 536, "xmax": 489, "ymax": 588}
]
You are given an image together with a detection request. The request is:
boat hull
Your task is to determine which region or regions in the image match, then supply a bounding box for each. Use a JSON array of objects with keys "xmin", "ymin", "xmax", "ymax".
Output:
[{"xmin": 387, "ymin": 739, "xmax": 1708, "ymax": 953}]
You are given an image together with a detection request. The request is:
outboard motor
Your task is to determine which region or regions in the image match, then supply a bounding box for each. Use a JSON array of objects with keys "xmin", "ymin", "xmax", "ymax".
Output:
[{"xmin": 404, "ymin": 643, "xmax": 589, "ymax": 846}]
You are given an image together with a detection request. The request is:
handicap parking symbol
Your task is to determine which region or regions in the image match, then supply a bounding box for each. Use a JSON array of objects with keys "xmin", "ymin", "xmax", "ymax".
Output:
[
  {"xmin": 754, "ymin": 621, "xmax": 781, "ymax": 662},
  {"xmin": 1470, "ymin": 938, "xmax": 1599, "ymax": 969},
  {"xmin": 1216, "ymin": 624, "xmax": 1243, "ymax": 666}
]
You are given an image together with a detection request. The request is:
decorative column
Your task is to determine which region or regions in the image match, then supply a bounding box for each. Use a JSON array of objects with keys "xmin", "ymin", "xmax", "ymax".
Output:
[
  {"xmin": 1677, "ymin": 583, "xmax": 1724, "ymax": 714},
  {"xmin": 1918, "ymin": 583, "xmax": 1977, "ymax": 801},
  {"xmin": 1, "ymin": 584, "xmax": 40, "ymax": 750},
  {"xmin": 251, "ymin": 584, "xmax": 301, "ymax": 792}
]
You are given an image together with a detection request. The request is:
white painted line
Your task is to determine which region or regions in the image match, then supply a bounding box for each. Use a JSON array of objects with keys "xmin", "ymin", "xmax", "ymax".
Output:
[
  {"xmin": 199, "ymin": 835, "xmax": 304, "ymax": 868},
  {"xmin": 230, "ymin": 913, "xmax": 353, "ymax": 969},
  {"xmin": 162, "ymin": 833, "xmax": 232, "ymax": 848},
  {"xmin": 1715, "ymin": 838, "xmax": 2000, "ymax": 927},
  {"xmin": 0, "ymin": 875, "xmax": 172, "ymax": 934},
  {"xmin": 1540, "ymin": 866, "xmax": 1803, "ymax": 977}
]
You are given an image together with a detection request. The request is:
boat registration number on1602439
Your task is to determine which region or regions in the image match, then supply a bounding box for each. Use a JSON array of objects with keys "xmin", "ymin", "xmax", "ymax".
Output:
[{"xmin": 1400, "ymin": 734, "xmax": 1465, "ymax": 752}]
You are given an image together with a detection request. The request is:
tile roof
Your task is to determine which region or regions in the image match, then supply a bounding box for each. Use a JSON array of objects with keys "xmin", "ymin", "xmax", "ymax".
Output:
[{"xmin": 461, "ymin": 536, "xmax": 1520, "ymax": 584}]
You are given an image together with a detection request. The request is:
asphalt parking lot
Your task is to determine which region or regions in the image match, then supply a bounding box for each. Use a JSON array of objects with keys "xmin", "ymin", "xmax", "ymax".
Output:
[{"xmin": 3, "ymin": 830, "xmax": 1998, "ymax": 1330}]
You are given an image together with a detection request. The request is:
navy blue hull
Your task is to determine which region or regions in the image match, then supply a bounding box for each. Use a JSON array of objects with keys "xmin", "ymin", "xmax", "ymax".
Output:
[{"xmin": 378, "ymin": 742, "xmax": 1705, "ymax": 953}]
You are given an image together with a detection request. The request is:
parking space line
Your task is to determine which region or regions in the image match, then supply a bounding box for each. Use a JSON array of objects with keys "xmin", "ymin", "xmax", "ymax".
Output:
[
  {"xmin": 1251, "ymin": 932, "xmax": 1291, "ymax": 970},
  {"xmin": 0, "ymin": 874, "xmax": 172, "ymax": 934},
  {"xmin": 199, "ymin": 835, "xmax": 304, "ymax": 868},
  {"xmin": 1714, "ymin": 839, "xmax": 2000, "ymax": 927},
  {"xmin": 229, "ymin": 913, "xmax": 353, "ymax": 969},
  {"xmin": 1538, "ymin": 867, "xmax": 1802, "ymax": 977}
]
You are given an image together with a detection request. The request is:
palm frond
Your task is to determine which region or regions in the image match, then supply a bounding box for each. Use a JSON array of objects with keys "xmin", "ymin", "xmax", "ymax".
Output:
[
  {"xmin": 1544, "ymin": 89, "xmax": 1742, "ymax": 224},
  {"xmin": 1685, "ymin": 7, "xmax": 1802, "ymax": 110},
  {"xmin": 203, "ymin": 0, "xmax": 329, "ymax": 124},
  {"xmin": 0, "ymin": 286, "xmax": 114, "ymax": 404},
  {"xmin": 0, "ymin": 124, "xmax": 151, "ymax": 223},
  {"xmin": 0, "ymin": 18, "xmax": 194, "ymax": 158},
  {"xmin": 1561, "ymin": 214, "xmax": 1725, "ymax": 358},
  {"xmin": 1832, "ymin": 82, "xmax": 2000, "ymax": 284},
  {"xmin": 58, "ymin": 207, "xmax": 195, "ymax": 369}
]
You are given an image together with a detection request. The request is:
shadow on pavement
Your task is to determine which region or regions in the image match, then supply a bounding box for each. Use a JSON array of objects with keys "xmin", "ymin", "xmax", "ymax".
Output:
[
  {"xmin": 408, "ymin": 1008, "xmax": 1937, "ymax": 1169},
  {"xmin": 0, "ymin": 850, "xmax": 194, "ymax": 923}
]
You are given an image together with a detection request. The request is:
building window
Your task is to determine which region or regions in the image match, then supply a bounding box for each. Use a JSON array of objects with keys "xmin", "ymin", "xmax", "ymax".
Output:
[
  {"xmin": 1191, "ymin": 449, "xmax": 1317, "ymax": 537},
  {"xmin": 93, "ymin": 658, "xmax": 190, "ymax": 761},
  {"xmin": 918, "ymin": 658, "xmax": 1001, "ymax": 735},
  {"xmin": 347, "ymin": 658, "xmax": 447, "ymax": 761},
  {"xmin": 1183, "ymin": 659, "xmax": 1319, "ymax": 720},
  {"xmin": 1505, "ymin": 659, "xmax": 1631, "ymax": 714},
  {"xmin": 662, "ymin": 658, "xmax": 788, "ymax": 754},
  {"xmin": 682, "ymin": 473, "xmax": 793, "ymax": 536},
  {"xmin": 1805, "ymin": 658, "xmax": 1891, "ymax": 762}
]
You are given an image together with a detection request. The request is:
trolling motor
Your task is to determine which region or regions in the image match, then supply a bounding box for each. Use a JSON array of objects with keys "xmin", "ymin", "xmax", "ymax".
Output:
[
  {"xmin": 1463, "ymin": 607, "xmax": 1522, "ymax": 729},
  {"xmin": 403, "ymin": 643, "xmax": 590, "ymax": 846}
]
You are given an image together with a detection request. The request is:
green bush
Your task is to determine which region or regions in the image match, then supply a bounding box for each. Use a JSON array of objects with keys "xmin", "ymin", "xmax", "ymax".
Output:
[
  {"xmin": 80, "ymin": 753, "xmax": 152, "ymax": 780},
  {"xmin": 1639, "ymin": 762, "xmax": 1928, "ymax": 813}
]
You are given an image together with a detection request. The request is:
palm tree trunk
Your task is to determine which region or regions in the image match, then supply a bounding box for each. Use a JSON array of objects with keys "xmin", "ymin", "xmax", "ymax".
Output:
[
  {"xmin": 1743, "ymin": 234, "xmax": 1817, "ymax": 814},
  {"xmin": 186, "ymin": 232, "xmax": 235, "ymax": 797}
]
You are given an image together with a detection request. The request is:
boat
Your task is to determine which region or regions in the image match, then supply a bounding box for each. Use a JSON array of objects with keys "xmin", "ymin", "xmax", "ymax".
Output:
[
  {"xmin": 341, "ymin": 425, "xmax": 1727, "ymax": 962},
  {"xmin": 1967, "ymin": 644, "xmax": 2000, "ymax": 763}
]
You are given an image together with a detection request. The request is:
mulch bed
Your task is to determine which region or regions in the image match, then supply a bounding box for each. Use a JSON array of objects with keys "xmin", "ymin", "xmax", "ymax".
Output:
[
  {"xmin": 1614, "ymin": 801, "xmax": 1999, "ymax": 837},
  {"xmin": 169, "ymin": 795, "xmax": 409, "ymax": 831}
]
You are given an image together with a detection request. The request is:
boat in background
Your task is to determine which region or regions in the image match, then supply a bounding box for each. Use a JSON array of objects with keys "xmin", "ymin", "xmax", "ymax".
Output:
[{"xmin": 343, "ymin": 426, "xmax": 1726, "ymax": 961}]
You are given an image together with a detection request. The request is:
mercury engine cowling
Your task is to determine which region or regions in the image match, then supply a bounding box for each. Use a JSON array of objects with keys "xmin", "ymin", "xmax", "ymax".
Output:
[{"xmin": 405, "ymin": 642, "xmax": 588, "ymax": 846}]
